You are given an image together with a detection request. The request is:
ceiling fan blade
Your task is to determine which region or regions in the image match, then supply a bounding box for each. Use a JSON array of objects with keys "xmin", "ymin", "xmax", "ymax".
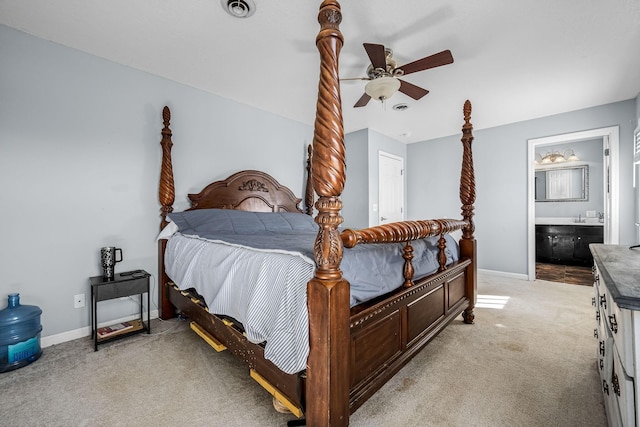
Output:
[
  {"xmin": 363, "ymin": 43, "xmax": 387, "ymax": 70},
  {"xmin": 354, "ymin": 93, "xmax": 371, "ymax": 108},
  {"xmin": 398, "ymin": 80, "xmax": 429, "ymax": 100},
  {"xmin": 397, "ymin": 49, "xmax": 454, "ymax": 75},
  {"xmin": 340, "ymin": 77, "xmax": 370, "ymax": 82}
]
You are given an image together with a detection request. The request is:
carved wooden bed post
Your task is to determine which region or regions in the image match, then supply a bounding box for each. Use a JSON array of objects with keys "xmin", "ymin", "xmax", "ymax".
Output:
[
  {"xmin": 307, "ymin": 1, "xmax": 351, "ymax": 425},
  {"xmin": 158, "ymin": 106, "xmax": 175, "ymax": 320},
  {"xmin": 459, "ymin": 100, "xmax": 477, "ymax": 324}
]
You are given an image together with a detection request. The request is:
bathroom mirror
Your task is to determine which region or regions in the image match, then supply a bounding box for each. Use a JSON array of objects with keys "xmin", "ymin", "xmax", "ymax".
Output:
[{"xmin": 535, "ymin": 165, "xmax": 588, "ymax": 202}]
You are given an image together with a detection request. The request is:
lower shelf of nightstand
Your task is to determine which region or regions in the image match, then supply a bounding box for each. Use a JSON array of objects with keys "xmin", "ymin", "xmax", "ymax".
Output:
[{"xmin": 95, "ymin": 318, "xmax": 149, "ymax": 348}]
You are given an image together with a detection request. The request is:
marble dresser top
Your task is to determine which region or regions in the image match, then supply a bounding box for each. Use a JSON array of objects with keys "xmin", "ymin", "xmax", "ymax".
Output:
[{"xmin": 590, "ymin": 244, "xmax": 640, "ymax": 310}]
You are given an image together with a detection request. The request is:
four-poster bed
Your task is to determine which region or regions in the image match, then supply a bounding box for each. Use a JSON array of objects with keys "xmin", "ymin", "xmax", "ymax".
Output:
[{"xmin": 157, "ymin": 1, "xmax": 477, "ymax": 426}]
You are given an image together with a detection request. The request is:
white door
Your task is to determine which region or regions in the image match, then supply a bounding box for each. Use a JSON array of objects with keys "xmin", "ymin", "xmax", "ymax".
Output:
[
  {"xmin": 378, "ymin": 151, "xmax": 404, "ymax": 225},
  {"xmin": 604, "ymin": 135, "xmax": 612, "ymax": 243},
  {"xmin": 634, "ymin": 124, "xmax": 640, "ymax": 244}
]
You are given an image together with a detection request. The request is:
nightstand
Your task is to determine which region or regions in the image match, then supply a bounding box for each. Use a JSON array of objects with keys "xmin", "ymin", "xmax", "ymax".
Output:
[{"xmin": 89, "ymin": 270, "xmax": 151, "ymax": 351}]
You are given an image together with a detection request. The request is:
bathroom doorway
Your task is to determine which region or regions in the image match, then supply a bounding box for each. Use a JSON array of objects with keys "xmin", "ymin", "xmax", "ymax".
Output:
[{"xmin": 526, "ymin": 127, "xmax": 620, "ymax": 282}]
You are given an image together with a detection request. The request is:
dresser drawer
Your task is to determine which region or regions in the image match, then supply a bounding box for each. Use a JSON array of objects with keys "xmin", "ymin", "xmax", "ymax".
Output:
[
  {"xmin": 613, "ymin": 345, "xmax": 635, "ymax": 427},
  {"xmin": 595, "ymin": 267, "xmax": 635, "ymax": 375},
  {"xmin": 609, "ymin": 299, "xmax": 634, "ymax": 375},
  {"xmin": 594, "ymin": 266, "xmax": 607, "ymax": 309},
  {"xmin": 596, "ymin": 311, "xmax": 614, "ymax": 383}
]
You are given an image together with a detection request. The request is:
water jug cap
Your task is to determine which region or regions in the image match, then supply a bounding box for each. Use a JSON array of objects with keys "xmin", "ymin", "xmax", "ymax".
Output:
[{"xmin": 8, "ymin": 293, "xmax": 20, "ymax": 308}]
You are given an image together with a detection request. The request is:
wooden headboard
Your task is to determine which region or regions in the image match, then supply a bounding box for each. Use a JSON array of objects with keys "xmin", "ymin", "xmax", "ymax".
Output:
[{"xmin": 187, "ymin": 170, "xmax": 304, "ymax": 213}]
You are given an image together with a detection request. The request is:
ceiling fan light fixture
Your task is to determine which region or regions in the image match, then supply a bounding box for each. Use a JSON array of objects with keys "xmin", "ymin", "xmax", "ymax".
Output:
[
  {"xmin": 221, "ymin": 0, "xmax": 255, "ymax": 18},
  {"xmin": 364, "ymin": 76, "xmax": 400, "ymax": 102}
]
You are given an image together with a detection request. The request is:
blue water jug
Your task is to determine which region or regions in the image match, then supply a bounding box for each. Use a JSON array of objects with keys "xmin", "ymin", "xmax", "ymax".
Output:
[{"xmin": 0, "ymin": 293, "xmax": 43, "ymax": 373}]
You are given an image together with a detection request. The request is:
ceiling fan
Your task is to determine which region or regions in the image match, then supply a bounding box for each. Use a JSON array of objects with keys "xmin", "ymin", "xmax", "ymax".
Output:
[{"xmin": 344, "ymin": 43, "xmax": 454, "ymax": 108}]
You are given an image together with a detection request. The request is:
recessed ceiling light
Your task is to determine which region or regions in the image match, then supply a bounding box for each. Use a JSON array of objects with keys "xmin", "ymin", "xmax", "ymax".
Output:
[
  {"xmin": 392, "ymin": 103, "xmax": 409, "ymax": 111},
  {"xmin": 221, "ymin": 0, "xmax": 256, "ymax": 18}
]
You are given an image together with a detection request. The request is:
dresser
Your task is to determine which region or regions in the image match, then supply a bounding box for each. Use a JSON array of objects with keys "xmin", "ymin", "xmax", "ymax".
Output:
[{"xmin": 591, "ymin": 244, "xmax": 640, "ymax": 426}]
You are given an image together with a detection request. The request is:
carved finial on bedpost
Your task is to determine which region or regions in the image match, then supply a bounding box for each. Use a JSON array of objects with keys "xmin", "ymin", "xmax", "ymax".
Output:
[
  {"xmin": 459, "ymin": 100, "xmax": 476, "ymax": 325},
  {"xmin": 305, "ymin": 144, "xmax": 314, "ymax": 216},
  {"xmin": 307, "ymin": 1, "xmax": 350, "ymax": 426},
  {"xmin": 159, "ymin": 106, "xmax": 176, "ymax": 320},
  {"xmin": 160, "ymin": 106, "xmax": 175, "ymax": 228}
]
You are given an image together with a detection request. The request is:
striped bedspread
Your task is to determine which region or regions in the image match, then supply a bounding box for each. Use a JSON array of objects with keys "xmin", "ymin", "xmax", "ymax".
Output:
[
  {"xmin": 162, "ymin": 209, "xmax": 459, "ymax": 374},
  {"xmin": 165, "ymin": 233, "xmax": 314, "ymax": 374}
]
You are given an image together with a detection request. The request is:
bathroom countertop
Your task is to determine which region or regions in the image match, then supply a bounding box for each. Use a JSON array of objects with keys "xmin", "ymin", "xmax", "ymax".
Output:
[{"xmin": 535, "ymin": 217, "xmax": 604, "ymax": 226}]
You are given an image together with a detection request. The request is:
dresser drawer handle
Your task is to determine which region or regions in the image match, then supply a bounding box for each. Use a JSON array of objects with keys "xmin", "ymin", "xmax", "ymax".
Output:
[
  {"xmin": 609, "ymin": 314, "xmax": 618, "ymax": 334},
  {"xmin": 594, "ymin": 329, "xmax": 598, "ymax": 339},
  {"xmin": 592, "ymin": 297, "xmax": 596, "ymax": 307},
  {"xmin": 599, "ymin": 358, "xmax": 604, "ymax": 370},
  {"xmin": 612, "ymin": 372, "xmax": 620, "ymax": 396},
  {"xmin": 599, "ymin": 340, "xmax": 605, "ymax": 356},
  {"xmin": 603, "ymin": 380, "xmax": 609, "ymax": 395},
  {"xmin": 599, "ymin": 295, "xmax": 607, "ymax": 309},
  {"xmin": 596, "ymin": 310, "xmax": 600, "ymax": 323}
]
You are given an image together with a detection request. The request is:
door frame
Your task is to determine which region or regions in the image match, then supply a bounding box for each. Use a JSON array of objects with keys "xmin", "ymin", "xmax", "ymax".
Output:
[
  {"xmin": 378, "ymin": 150, "xmax": 405, "ymax": 225},
  {"xmin": 527, "ymin": 126, "xmax": 619, "ymax": 281}
]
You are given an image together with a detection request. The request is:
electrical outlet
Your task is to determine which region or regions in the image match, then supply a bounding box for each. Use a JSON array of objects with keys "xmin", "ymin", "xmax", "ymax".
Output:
[
  {"xmin": 586, "ymin": 210, "xmax": 596, "ymax": 218},
  {"xmin": 74, "ymin": 293, "xmax": 85, "ymax": 309}
]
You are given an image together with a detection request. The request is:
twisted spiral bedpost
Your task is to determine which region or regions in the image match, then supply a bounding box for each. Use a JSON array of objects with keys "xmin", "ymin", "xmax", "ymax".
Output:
[
  {"xmin": 306, "ymin": 1, "xmax": 351, "ymax": 426},
  {"xmin": 159, "ymin": 106, "xmax": 176, "ymax": 320},
  {"xmin": 312, "ymin": 0, "xmax": 346, "ymax": 277},
  {"xmin": 159, "ymin": 106, "xmax": 175, "ymax": 227},
  {"xmin": 460, "ymin": 100, "xmax": 475, "ymax": 238},
  {"xmin": 459, "ymin": 100, "xmax": 477, "ymax": 324}
]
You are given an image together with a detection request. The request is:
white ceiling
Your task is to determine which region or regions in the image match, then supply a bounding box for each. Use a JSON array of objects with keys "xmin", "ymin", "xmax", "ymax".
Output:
[{"xmin": 1, "ymin": 0, "xmax": 639, "ymax": 143}]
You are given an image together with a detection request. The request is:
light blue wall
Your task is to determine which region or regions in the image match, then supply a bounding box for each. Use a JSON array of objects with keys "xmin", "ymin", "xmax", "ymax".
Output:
[
  {"xmin": 407, "ymin": 99, "xmax": 637, "ymax": 276},
  {"xmin": 342, "ymin": 129, "xmax": 369, "ymax": 229},
  {"xmin": 0, "ymin": 25, "xmax": 313, "ymax": 339}
]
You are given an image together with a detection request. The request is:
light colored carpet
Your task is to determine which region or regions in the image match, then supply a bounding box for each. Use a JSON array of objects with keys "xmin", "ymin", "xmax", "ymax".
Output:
[{"xmin": 0, "ymin": 272, "xmax": 606, "ymax": 427}]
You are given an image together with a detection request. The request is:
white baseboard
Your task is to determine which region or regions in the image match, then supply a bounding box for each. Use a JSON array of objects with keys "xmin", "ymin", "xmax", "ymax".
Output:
[
  {"xmin": 40, "ymin": 270, "xmax": 525, "ymax": 347},
  {"xmin": 41, "ymin": 310, "xmax": 159, "ymax": 348},
  {"xmin": 478, "ymin": 268, "xmax": 529, "ymax": 281}
]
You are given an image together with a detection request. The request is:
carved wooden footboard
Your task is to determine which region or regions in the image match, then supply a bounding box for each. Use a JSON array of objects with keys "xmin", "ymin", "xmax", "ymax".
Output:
[{"xmin": 157, "ymin": 2, "xmax": 476, "ymax": 426}]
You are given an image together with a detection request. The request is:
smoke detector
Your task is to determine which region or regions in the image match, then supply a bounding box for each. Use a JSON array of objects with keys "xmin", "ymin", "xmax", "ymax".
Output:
[{"xmin": 221, "ymin": 0, "xmax": 256, "ymax": 18}]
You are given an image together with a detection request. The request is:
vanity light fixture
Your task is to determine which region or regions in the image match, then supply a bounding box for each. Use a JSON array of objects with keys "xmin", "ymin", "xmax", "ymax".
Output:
[
  {"xmin": 534, "ymin": 149, "xmax": 580, "ymax": 165},
  {"xmin": 565, "ymin": 149, "xmax": 580, "ymax": 162}
]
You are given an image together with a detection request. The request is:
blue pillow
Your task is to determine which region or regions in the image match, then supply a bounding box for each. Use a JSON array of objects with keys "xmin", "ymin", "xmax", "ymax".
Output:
[{"xmin": 168, "ymin": 209, "xmax": 317, "ymax": 235}]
